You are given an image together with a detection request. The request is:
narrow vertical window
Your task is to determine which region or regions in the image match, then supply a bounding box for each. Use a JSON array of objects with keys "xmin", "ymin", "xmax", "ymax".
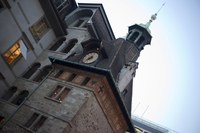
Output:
[
  {"xmin": 67, "ymin": 73, "xmax": 76, "ymax": 82},
  {"xmin": 49, "ymin": 37, "xmax": 66, "ymax": 51},
  {"xmin": 81, "ymin": 77, "xmax": 90, "ymax": 85},
  {"xmin": 127, "ymin": 31, "xmax": 139, "ymax": 42},
  {"xmin": 24, "ymin": 113, "xmax": 39, "ymax": 128},
  {"xmin": 56, "ymin": 88, "xmax": 69, "ymax": 102},
  {"xmin": 31, "ymin": 116, "xmax": 47, "ymax": 132},
  {"xmin": 136, "ymin": 36, "xmax": 145, "ymax": 48},
  {"xmin": 54, "ymin": 70, "xmax": 64, "ymax": 78},
  {"xmin": 61, "ymin": 39, "xmax": 77, "ymax": 53},
  {"xmin": 24, "ymin": 113, "xmax": 47, "ymax": 132},
  {"xmin": 52, "ymin": 0, "xmax": 69, "ymax": 12},
  {"xmin": 49, "ymin": 85, "xmax": 63, "ymax": 99}
]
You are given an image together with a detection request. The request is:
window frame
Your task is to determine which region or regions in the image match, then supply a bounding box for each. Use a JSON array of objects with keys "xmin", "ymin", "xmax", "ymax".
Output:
[
  {"xmin": 2, "ymin": 39, "xmax": 28, "ymax": 65},
  {"xmin": 45, "ymin": 85, "xmax": 71, "ymax": 103},
  {"xmin": 29, "ymin": 16, "xmax": 50, "ymax": 42},
  {"xmin": 53, "ymin": 0, "xmax": 69, "ymax": 13},
  {"xmin": 24, "ymin": 112, "xmax": 47, "ymax": 132}
]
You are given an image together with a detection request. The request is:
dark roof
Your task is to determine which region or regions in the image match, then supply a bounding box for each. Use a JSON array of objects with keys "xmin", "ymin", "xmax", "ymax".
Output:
[
  {"xmin": 78, "ymin": 3, "xmax": 115, "ymax": 40},
  {"xmin": 49, "ymin": 56, "xmax": 135, "ymax": 132}
]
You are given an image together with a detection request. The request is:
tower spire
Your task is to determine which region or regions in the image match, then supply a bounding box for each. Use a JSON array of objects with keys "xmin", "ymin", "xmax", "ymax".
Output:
[{"xmin": 145, "ymin": 2, "xmax": 165, "ymax": 29}]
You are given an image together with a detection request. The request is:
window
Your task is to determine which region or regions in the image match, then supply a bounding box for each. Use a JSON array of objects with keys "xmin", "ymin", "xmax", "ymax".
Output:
[
  {"xmin": 136, "ymin": 36, "xmax": 145, "ymax": 48},
  {"xmin": 1, "ymin": 86, "xmax": 17, "ymax": 101},
  {"xmin": 3, "ymin": 39, "xmax": 27, "ymax": 64},
  {"xmin": 81, "ymin": 77, "xmax": 90, "ymax": 85},
  {"xmin": 57, "ymin": 71, "xmax": 71, "ymax": 80},
  {"xmin": 49, "ymin": 37, "xmax": 66, "ymax": 51},
  {"xmin": 61, "ymin": 39, "xmax": 77, "ymax": 53},
  {"xmin": 52, "ymin": 0, "xmax": 69, "ymax": 12},
  {"xmin": 33, "ymin": 65, "xmax": 53, "ymax": 82},
  {"xmin": 47, "ymin": 85, "xmax": 70, "ymax": 102},
  {"xmin": 12, "ymin": 90, "xmax": 29, "ymax": 105},
  {"xmin": 24, "ymin": 113, "xmax": 47, "ymax": 132},
  {"xmin": 71, "ymin": 19, "xmax": 88, "ymax": 28},
  {"xmin": 30, "ymin": 17, "xmax": 49, "ymax": 42},
  {"xmin": 0, "ymin": 1, "xmax": 3, "ymax": 9},
  {"xmin": 67, "ymin": 73, "xmax": 76, "ymax": 82},
  {"xmin": 54, "ymin": 70, "xmax": 64, "ymax": 78},
  {"xmin": 22, "ymin": 63, "xmax": 41, "ymax": 79},
  {"xmin": 127, "ymin": 31, "xmax": 139, "ymax": 42}
]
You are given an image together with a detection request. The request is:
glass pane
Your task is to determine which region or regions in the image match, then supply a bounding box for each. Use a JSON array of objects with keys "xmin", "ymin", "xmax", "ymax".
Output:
[
  {"xmin": 3, "ymin": 42, "xmax": 21, "ymax": 64},
  {"xmin": 56, "ymin": 88, "xmax": 70, "ymax": 102},
  {"xmin": 49, "ymin": 85, "xmax": 63, "ymax": 99},
  {"xmin": 31, "ymin": 116, "xmax": 47, "ymax": 132},
  {"xmin": 24, "ymin": 113, "xmax": 39, "ymax": 128}
]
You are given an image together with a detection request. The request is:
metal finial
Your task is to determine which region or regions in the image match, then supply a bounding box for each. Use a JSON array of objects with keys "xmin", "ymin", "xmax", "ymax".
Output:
[
  {"xmin": 157, "ymin": 2, "xmax": 166, "ymax": 14},
  {"xmin": 145, "ymin": 2, "xmax": 165, "ymax": 28}
]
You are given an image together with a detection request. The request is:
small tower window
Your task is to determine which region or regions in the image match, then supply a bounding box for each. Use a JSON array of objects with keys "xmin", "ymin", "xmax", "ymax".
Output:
[
  {"xmin": 22, "ymin": 63, "xmax": 41, "ymax": 79},
  {"xmin": 127, "ymin": 31, "xmax": 139, "ymax": 42},
  {"xmin": 130, "ymin": 31, "xmax": 139, "ymax": 42},
  {"xmin": 136, "ymin": 36, "xmax": 145, "ymax": 48},
  {"xmin": 61, "ymin": 38, "xmax": 78, "ymax": 53}
]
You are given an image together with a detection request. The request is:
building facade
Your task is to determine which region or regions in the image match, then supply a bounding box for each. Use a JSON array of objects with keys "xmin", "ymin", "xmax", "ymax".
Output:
[{"xmin": 0, "ymin": 0, "xmax": 153, "ymax": 132}]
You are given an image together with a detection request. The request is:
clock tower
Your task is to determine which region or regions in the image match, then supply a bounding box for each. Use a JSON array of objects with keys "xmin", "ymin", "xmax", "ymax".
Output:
[
  {"xmin": 64, "ymin": 12, "xmax": 158, "ymax": 114},
  {"xmin": 0, "ymin": 1, "xmax": 163, "ymax": 133}
]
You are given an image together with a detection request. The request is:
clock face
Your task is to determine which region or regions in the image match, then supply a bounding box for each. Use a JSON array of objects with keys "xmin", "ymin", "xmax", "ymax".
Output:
[{"xmin": 82, "ymin": 52, "xmax": 99, "ymax": 64}]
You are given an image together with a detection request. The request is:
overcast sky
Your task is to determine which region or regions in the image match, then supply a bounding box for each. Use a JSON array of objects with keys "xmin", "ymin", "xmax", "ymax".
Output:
[{"xmin": 76, "ymin": 0, "xmax": 200, "ymax": 132}]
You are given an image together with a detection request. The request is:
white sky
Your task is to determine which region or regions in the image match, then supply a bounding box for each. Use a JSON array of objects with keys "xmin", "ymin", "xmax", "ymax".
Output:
[{"xmin": 76, "ymin": 0, "xmax": 200, "ymax": 132}]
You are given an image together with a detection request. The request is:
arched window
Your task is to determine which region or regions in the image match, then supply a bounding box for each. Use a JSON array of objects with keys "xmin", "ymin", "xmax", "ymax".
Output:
[
  {"xmin": 22, "ymin": 63, "xmax": 41, "ymax": 79},
  {"xmin": 136, "ymin": 36, "xmax": 145, "ymax": 48},
  {"xmin": 65, "ymin": 9, "xmax": 93, "ymax": 28},
  {"xmin": 127, "ymin": 31, "xmax": 139, "ymax": 42},
  {"xmin": 61, "ymin": 39, "xmax": 78, "ymax": 53},
  {"xmin": 33, "ymin": 65, "xmax": 53, "ymax": 82},
  {"xmin": 49, "ymin": 37, "xmax": 66, "ymax": 51},
  {"xmin": 12, "ymin": 90, "xmax": 29, "ymax": 105},
  {"xmin": 1, "ymin": 86, "xmax": 17, "ymax": 101},
  {"xmin": 121, "ymin": 89, "xmax": 127, "ymax": 97}
]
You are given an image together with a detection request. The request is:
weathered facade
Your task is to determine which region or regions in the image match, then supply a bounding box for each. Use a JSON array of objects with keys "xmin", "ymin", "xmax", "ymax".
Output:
[{"xmin": 0, "ymin": 0, "xmax": 153, "ymax": 132}]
